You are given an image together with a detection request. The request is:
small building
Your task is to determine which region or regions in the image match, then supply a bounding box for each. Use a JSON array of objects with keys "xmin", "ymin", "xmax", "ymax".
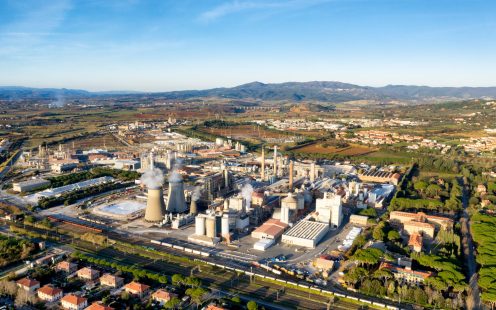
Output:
[
  {"xmin": 99, "ymin": 274, "xmax": 124, "ymax": 288},
  {"xmin": 281, "ymin": 219, "xmax": 329, "ymax": 248},
  {"xmin": 12, "ymin": 178, "xmax": 50, "ymax": 193},
  {"xmin": 251, "ymin": 218, "xmax": 288, "ymax": 240},
  {"xmin": 403, "ymin": 221, "xmax": 435, "ymax": 239},
  {"xmin": 408, "ymin": 233, "xmax": 423, "ymax": 253},
  {"xmin": 253, "ymin": 239, "xmax": 275, "ymax": 251},
  {"xmin": 350, "ymin": 214, "xmax": 369, "ymax": 226},
  {"xmin": 85, "ymin": 302, "xmax": 115, "ymax": 310},
  {"xmin": 37, "ymin": 285, "xmax": 63, "ymax": 302},
  {"xmin": 77, "ymin": 267, "xmax": 100, "ymax": 281},
  {"xmin": 61, "ymin": 294, "xmax": 88, "ymax": 310},
  {"xmin": 16, "ymin": 278, "xmax": 40, "ymax": 292},
  {"xmin": 313, "ymin": 256, "xmax": 335, "ymax": 271},
  {"xmin": 151, "ymin": 289, "xmax": 177, "ymax": 305},
  {"xmin": 477, "ymin": 184, "xmax": 487, "ymax": 194},
  {"xmin": 124, "ymin": 281, "xmax": 150, "ymax": 298},
  {"xmin": 56, "ymin": 261, "xmax": 78, "ymax": 273},
  {"xmin": 379, "ymin": 262, "xmax": 433, "ymax": 284}
]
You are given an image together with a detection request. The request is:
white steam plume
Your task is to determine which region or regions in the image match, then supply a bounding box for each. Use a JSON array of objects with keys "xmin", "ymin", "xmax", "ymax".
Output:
[
  {"xmin": 168, "ymin": 159, "xmax": 183, "ymax": 183},
  {"xmin": 191, "ymin": 186, "xmax": 202, "ymax": 202},
  {"xmin": 141, "ymin": 168, "xmax": 164, "ymax": 189},
  {"xmin": 241, "ymin": 179, "xmax": 253, "ymax": 208}
]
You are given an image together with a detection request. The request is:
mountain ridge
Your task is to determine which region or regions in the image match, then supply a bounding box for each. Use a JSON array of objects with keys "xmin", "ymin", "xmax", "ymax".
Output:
[{"xmin": 1, "ymin": 81, "xmax": 496, "ymax": 103}]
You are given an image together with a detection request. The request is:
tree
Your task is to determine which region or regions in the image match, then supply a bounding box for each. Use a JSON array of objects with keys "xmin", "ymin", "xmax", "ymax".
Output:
[
  {"xmin": 387, "ymin": 230, "xmax": 401, "ymax": 242},
  {"xmin": 171, "ymin": 274, "xmax": 184, "ymax": 286},
  {"xmin": 352, "ymin": 248, "xmax": 383, "ymax": 266},
  {"xmin": 164, "ymin": 297, "xmax": 181, "ymax": 309},
  {"xmin": 373, "ymin": 222, "xmax": 386, "ymax": 241},
  {"xmin": 343, "ymin": 267, "xmax": 368, "ymax": 286},
  {"xmin": 186, "ymin": 287, "xmax": 208, "ymax": 307},
  {"xmin": 247, "ymin": 300, "xmax": 259, "ymax": 310},
  {"xmin": 231, "ymin": 296, "xmax": 241, "ymax": 304}
]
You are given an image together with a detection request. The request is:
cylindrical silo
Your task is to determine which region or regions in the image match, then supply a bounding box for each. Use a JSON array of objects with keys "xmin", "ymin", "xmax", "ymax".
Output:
[
  {"xmin": 190, "ymin": 200, "xmax": 198, "ymax": 215},
  {"xmin": 205, "ymin": 216, "xmax": 216, "ymax": 238},
  {"xmin": 195, "ymin": 215, "xmax": 206, "ymax": 236},
  {"xmin": 221, "ymin": 214, "xmax": 230, "ymax": 236}
]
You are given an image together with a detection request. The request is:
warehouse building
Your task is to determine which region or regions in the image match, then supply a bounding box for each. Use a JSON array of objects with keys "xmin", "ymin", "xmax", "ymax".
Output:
[
  {"xmin": 281, "ymin": 219, "xmax": 329, "ymax": 248},
  {"xmin": 251, "ymin": 218, "xmax": 288, "ymax": 240},
  {"xmin": 13, "ymin": 178, "xmax": 50, "ymax": 193}
]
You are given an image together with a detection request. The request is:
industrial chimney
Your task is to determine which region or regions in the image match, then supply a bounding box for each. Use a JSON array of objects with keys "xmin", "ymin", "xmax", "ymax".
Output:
[
  {"xmin": 261, "ymin": 146, "xmax": 265, "ymax": 181},
  {"xmin": 190, "ymin": 199, "xmax": 198, "ymax": 215},
  {"xmin": 273, "ymin": 145, "xmax": 278, "ymax": 177},
  {"xmin": 289, "ymin": 160, "xmax": 294, "ymax": 191}
]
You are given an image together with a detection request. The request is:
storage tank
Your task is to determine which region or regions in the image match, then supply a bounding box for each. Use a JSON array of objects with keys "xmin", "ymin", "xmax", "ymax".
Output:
[
  {"xmin": 195, "ymin": 215, "xmax": 206, "ymax": 236},
  {"xmin": 145, "ymin": 187, "xmax": 166, "ymax": 222},
  {"xmin": 205, "ymin": 216, "xmax": 217, "ymax": 238},
  {"xmin": 221, "ymin": 214, "xmax": 230, "ymax": 236}
]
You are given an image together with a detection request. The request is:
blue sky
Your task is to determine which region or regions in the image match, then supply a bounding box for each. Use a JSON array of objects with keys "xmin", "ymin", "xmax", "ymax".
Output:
[{"xmin": 0, "ymin": 0, "xmax": 495, "ymax": 91}]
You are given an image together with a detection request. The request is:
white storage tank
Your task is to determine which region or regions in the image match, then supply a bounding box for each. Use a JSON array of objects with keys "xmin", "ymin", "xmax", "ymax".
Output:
[
  {"xmin": 195, "ymin": 215, "xmax": 206, "ymax": 236},
  {"xmin": 206, "ymin": 216, "xmax": 217, "ymax": 238},
  {"xmin": 221, "ymin": 214, "xmax": 230, "ymax": 236}
]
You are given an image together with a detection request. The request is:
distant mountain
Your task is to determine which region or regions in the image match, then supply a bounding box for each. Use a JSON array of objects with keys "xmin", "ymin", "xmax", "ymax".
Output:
[{"xmin": 2, "ymin": 82, "xmax": 496, "ymax": 103}]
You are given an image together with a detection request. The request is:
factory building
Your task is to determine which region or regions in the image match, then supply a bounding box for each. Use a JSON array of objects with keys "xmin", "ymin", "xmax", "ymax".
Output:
[
  {"xmin": 12, "ymin": 178, "xmax": 50, "ymax": 193},
  {"xmin": 189, "ymin": 213, "xmax": 220, "ymax": 246},
  {"xmin": 202, "ymin": 170, "xmax": 234, "ymax": 201},
  {"xmin": 315, "ymin": 192, "xmax": 343, "ymax": 228},
  {"xmin": 251, "ymin": 218, "xmax": 288, "ymax": 240},
  {"xmin": 281, "ymin": 219, "xmax": 329, "ymax": 248}
]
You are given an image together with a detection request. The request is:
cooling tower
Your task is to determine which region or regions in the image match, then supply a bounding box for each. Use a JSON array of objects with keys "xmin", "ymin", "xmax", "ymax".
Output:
[
  {"xmin": 205, "ymin": 216, "xmax": 217, "ymax": 238},
  {"xmin": 145, "ymin": 188, "xmax": 166, "ymax": 222},
  {"xmin": 166, "ymin": 180, "xmax": 187, "ymax": 213},
  {"xmin": 190, "ymin": 199, "xmax": 198, "ymax": 215},
  {"xmin": 195, "ymin": 215, "xmax": 206, "ymax": 235}
]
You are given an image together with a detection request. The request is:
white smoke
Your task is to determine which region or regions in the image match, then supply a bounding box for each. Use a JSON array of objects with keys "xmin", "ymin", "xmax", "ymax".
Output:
[
  {"xmin": 191, "ymin": 186, "xmax": 202, "ymax": 202},
  {"xmin": 50, "ymin": 93, "xmax": 65, "ymax": 108},
  {"xmin": 168, "ymin": 159, "xmax": 183, "ymax": 183},
  {"xmin": 141, "ymin": 168, "xmax": 164, "ymax": 189},
  {"xmin": 241, "ymin": 180, "xmax": 254, "ymax": 208}
]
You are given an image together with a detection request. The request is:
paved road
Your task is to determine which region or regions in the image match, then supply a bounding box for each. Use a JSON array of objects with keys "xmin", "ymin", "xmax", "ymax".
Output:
[{"xmin": 461, "ymin": 186, "xmax": 481, "ymax": 310}]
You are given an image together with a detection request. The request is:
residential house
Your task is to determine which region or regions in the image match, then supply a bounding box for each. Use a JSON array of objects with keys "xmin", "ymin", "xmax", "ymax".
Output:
[
  {"xmin": 16, "ymin": 278, "xmax": 40, "ymax": 292},
  {"xmin": 61, "ymin": 294, "xmax": 88, "ymax": 310},
  {"xmin": 99, "ymin": 274, "xmax": 124, "ymax": 288},
  {"xmin": 124, "ymin": 281, "xmax": 150, "ymax": 298},
  {"xmin": 77, "ymin": 267, "xmax": 100, "ymax": 281},
  {"xmin": 56, "ymin": 261, "xmax": 78, "ymax": 273},
  {"xmin": 151, "ymin": 289, "xmax": 177, "ymax": 305},
  {"xmin": 37, "ymin": 285, "xmax": 63, "ymax": 302}
]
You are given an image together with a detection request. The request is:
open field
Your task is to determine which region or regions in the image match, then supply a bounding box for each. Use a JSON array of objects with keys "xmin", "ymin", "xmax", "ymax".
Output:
[
  {"xmin": 293, "ymin": 142, "xmax": 377, "ymax": 156},
  {"xmin": 202, "ymin": 124, "xmax": 300, "ymax": 143}
]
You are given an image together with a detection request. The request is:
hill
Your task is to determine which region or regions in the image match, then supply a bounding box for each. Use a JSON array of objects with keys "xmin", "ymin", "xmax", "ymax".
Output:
[{"xmin": 2, "ymin": 82, "xmax": 496, "ymax": 103}]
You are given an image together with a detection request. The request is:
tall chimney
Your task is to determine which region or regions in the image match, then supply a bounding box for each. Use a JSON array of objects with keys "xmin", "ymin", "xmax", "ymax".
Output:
[
  {"xmin": 273, "ymin": 145, "xmax": 278, "ymax": 177},
  {"xmin": 261, "ymin": 146, "xmax": 265, "ymax": 181},
  {"xmin": 190, "ymin": 199, "xmax": 198, "ymax": 215},
  {"xmin": 289, "ymin": 160, "xmax": 294, "ymax": 191},
  {"xmin": 310, "ymin": 161, "xmax": 316, "ymax": 183}
]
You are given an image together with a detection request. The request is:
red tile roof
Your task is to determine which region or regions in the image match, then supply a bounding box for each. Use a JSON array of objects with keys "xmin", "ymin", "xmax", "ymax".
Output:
[
  {"xmin": 37, "ymin": 285, "xmax": 62, "ymax": 296},
  {"xmin": 61, "ymin": 294, "xmax": 87, "ymax": 306},
  {"xmin": 16, "ymin": 278, "xmax": 40, "ymax": 288}
]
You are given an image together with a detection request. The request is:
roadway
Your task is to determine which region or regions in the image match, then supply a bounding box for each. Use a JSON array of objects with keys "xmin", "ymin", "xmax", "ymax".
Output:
[{"xmin": 461, "ymin": 186, "xmax": 481, "ymax": 310}]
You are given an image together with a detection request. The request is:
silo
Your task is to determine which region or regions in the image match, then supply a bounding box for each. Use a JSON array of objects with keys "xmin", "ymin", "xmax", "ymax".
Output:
[
  {"xmin": 145, "ymin": 187, "xmax": 166, "ymax": 222},
  {"xmin": 195, "ymin": 215, "xmax": 206, "ymax": 236},
  {"xmin": 205, "ymin": 216, "xmax": 217, "ymax": 238},
  {"xmin": 221, "ymin": 214, "xmax": 230, "ymax": 236}
]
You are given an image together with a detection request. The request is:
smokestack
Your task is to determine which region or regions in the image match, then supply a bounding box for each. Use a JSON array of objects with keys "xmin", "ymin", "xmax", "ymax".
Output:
[
  {"xmin": 261, "ymin": 146, "xmax": 265, "ymax": 181},
  {"xmin": 273, "ymin": 145, "xmax": 278, "ymax": 177},
  {"xmin": 190, "ymin": 200, "xmax": 198, "ymax": 215},
  {"xmin": 289, "ymin": 160, "xmax": 294, "ymax": 191},
  {"xmin": 310, "ymin": 162, "xmax": 316, "ymax": 183},
  {"xmin": 145, "ymin": 187, "xmax": 166, "ymax": 222}
]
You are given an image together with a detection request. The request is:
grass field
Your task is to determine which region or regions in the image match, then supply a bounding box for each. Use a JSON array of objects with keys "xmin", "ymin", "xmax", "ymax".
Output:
[
  {"xmin": 202, "ymin": 124, "xmax": 300, "ymax": 143},
  {"xmin": 293, "ymin": 142, "xmax": 377, "ymax": 156}
]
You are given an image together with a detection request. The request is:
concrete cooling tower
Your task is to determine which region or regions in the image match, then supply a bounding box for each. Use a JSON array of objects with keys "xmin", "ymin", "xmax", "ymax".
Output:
[
  {"xmin": 145, "ymin": 187, "xmax": 166, "ymax": 222},
  {"xmin": 166, "ymin": 180, "xmax": 187, "ymax": 213}
]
